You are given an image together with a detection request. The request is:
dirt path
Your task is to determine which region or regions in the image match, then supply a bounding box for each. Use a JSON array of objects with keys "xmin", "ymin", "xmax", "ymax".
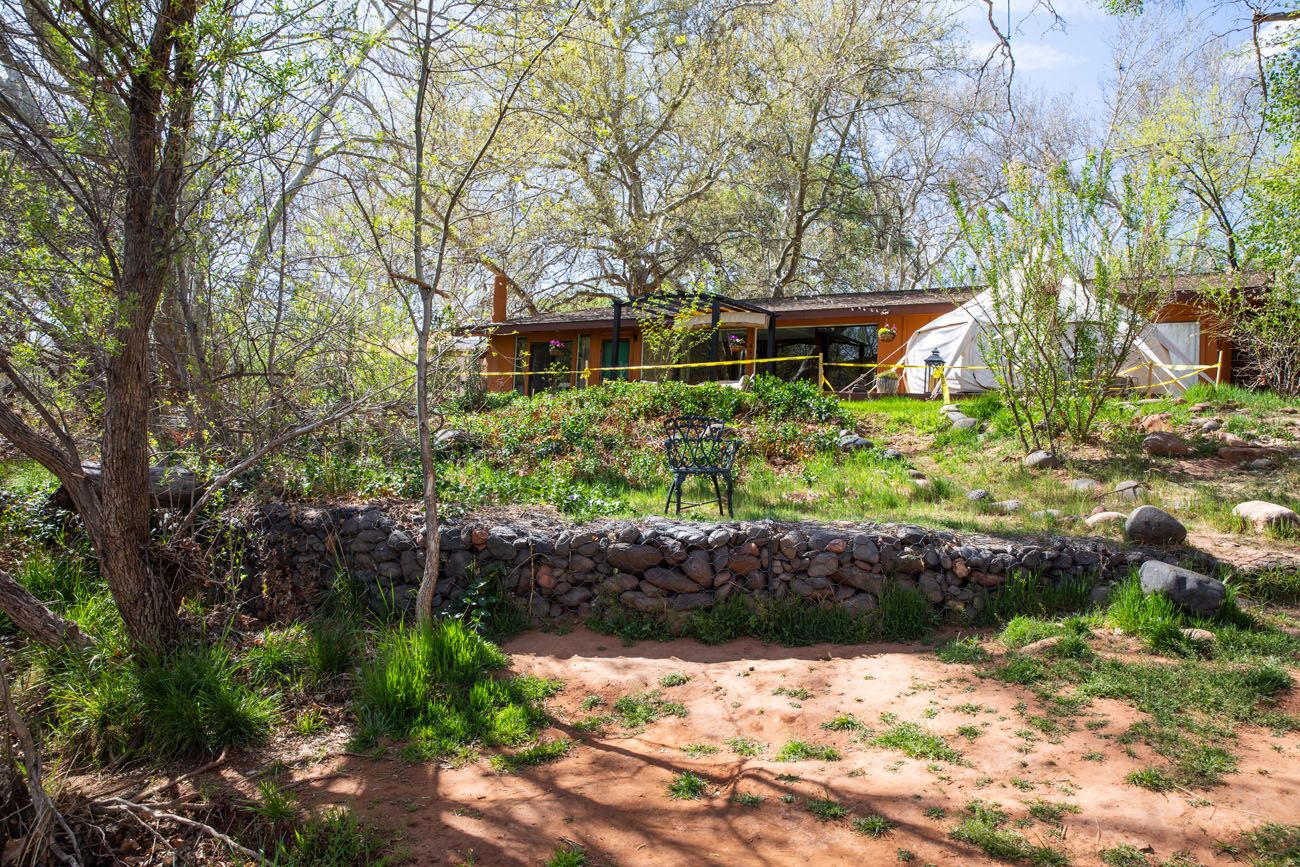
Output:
[{"xmin": 287, "ymin": 629, "xmax": 1300, "ymax": 866}]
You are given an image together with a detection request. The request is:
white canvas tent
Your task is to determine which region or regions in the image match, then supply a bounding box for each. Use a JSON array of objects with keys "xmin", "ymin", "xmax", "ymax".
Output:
[{"xmin": 900, "ymin": 279, "xmax": 1201, "ymax": 396}]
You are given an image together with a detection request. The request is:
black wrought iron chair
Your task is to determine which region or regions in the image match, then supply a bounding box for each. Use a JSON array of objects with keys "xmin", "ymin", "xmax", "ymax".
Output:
[{"xmin": 663, "ymin": 416, "xmax": 740, "ymax": 517}]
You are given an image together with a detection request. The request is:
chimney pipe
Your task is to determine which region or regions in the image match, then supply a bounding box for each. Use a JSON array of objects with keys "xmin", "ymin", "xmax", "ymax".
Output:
[{"xmin": 491, "ymin": 272, "xmax": 508, "ymax": 323}]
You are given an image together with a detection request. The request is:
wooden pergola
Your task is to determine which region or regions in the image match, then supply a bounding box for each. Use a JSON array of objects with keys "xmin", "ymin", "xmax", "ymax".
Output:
[{"xmin": 611, "ymin": 291, "xmax": 780, "ymax": 372}]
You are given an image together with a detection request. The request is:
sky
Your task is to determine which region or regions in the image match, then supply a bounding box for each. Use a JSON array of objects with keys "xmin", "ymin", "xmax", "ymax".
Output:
[{"xmin": 953, "ymin": 0, "xmax": 1295, "ymax": 110}]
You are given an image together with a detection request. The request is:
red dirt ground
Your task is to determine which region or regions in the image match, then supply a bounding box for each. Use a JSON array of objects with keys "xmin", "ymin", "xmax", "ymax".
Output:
[{"xmin": 278, "ymin": 628, "xmax": 1300, "ymax": 867}]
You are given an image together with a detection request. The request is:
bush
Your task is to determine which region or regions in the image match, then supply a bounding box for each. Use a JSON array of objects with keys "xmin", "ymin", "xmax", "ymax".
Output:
[{"xmin": 748, "ymin": 375, "xmax": 842, "ymax": 423}]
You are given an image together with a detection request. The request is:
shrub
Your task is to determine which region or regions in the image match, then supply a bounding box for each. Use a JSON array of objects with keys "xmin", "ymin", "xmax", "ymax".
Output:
[{"xmin": 748, "ymin": 375, "xmax": 842, "ymax": 423}]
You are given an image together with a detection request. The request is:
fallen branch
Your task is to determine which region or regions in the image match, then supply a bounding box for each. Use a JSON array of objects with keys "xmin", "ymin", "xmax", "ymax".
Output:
[
  {"xmin": 0, "ymin": 570, "xmax": 95, "ymax": 652},
  {"xmin": 0, "ymin": 650, "xmax": 82, "ymax": 865},
  {"xmin": 97, "ymin": 797, "xmax": 262, "ymax": 862},
  {"xmin": 132, "ymin": 748, "xmax": 227, "ymax": 802}
]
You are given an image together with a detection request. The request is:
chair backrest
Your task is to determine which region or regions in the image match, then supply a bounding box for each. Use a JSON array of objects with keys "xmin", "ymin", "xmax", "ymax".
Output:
[{"xmin": 664, "ymin": 416, "xmax": 739, "ymax": 472}]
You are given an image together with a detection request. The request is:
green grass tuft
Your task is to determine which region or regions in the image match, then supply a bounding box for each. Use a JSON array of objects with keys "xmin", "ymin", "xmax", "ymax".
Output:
[
  {"xmin": 852, "ymin": 814, "xmax": 896, "ymax": 838},
  {"xmin": 936, "ymin": 636, "xmax": 989, "ymax": 664},
  {"xmin": 806, "ymin": 797, "xmax": 849, "ymax": 821},
  {"xmin": 775, "ymin": 740, "xmax": 841, "ymax": 762},
  {"xmin": 489, "ymin": 738, "xmax": 572, "ymax": 773},
  {"xmin": 667, "ymin": 770, "xmax": 709, "ymax": 800},
  {"xmin": 872, "ymin": 722, "xmax": 962, "ymax": 763}
]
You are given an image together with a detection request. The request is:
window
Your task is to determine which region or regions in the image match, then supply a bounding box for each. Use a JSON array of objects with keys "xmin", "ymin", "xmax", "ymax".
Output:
[
  {"xmin": 512, "ymin": 336, "xmax": 527, "ymax": 394},
  {"xmin": 575, "ymin": 335, "xmax": 591, "ymax": 388},
  {"xmin": 601, "ymin": 339, "xmax": 630, "ymax": 381}
]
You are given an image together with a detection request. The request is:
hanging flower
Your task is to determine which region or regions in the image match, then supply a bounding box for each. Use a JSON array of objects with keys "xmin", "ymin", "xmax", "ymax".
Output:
[
  {"xmin": 878, "ymin": 325, "xmax": 897, "ymax": 342},
  {"xmin": 726, "ymin": 334, "xmax": 745, "ymax": 345},
  {"xmin": 548, "ymin": 339, "xmax": 567, "ymax": 350}
]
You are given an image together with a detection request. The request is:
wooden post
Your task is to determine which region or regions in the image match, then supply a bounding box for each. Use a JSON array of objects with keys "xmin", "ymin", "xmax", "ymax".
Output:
[
  {"xmin": 709, "ymin": 297, "xmax": 721, "ymax": 382},
  {"xmin": 1215, "ymin": 349, "xmax": 1223, "ymax": 386},
  {"xmin": 610, "ymin": 300, "xmax": 622, "ymax": 383}
]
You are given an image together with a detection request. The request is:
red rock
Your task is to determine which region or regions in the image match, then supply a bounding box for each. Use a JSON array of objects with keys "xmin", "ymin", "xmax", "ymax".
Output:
[
  {"xmin": 1139, "ymin": 413, "xmax": 1173, "ymax": 433},
  {"xmin": 1143, "ymin": 432, "xmax": 1191, "ymax": 457}
]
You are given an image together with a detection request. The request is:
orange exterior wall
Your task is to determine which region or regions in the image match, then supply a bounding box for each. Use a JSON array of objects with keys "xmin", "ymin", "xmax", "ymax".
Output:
[{"xmin": 481, "ymin": 297, "xmax": 1231, "ymax": 392}]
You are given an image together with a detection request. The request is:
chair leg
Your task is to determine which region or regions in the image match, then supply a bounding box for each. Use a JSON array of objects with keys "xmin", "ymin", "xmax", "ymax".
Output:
[
  {"xmin": 663, "ymin": 478, "xmax": 676, "ymax": 515},
  {"xmin": 711, "ymin": 475, "xmax": 724, "ymax": 516},
  {"xmin": 725, "ymin": 473, "xmax": 734, "ymax": 518},
  {"xmin": 675, "ymin": 475, "xmax": 684, "ymax": 515}
]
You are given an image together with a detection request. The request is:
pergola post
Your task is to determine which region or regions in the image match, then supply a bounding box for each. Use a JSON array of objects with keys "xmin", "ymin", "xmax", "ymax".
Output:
[
  {"xmin": 610, "ymin": 299, "xmax": 623, "ymax": 382},
  {"xmin": 709, "ymin": 296, "xmax": 721, "ymax": 381}
]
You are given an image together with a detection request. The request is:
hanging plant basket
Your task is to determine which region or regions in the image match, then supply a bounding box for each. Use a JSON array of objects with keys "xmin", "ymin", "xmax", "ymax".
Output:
[
  {"xmin": 548, "ymin": 341, "xmax": 568, "ymax": 359},
  {"xmin": 878, "ymin": 325, "xmax": 898, "ymax": 343}
]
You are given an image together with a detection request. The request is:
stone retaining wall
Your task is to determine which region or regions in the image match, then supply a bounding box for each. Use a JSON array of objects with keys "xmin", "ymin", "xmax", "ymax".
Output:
[{"xmin": 242, "ymin": 503, "xmax": 1191, "ymax": 624}]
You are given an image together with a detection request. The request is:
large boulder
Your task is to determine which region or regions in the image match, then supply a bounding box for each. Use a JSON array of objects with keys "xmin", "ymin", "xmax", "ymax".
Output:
[
  {"xmin": 1142, "ymin": 432, "xmax": 1192, "ymax": 458},
  {"xmin": 1124, "ymin": 506, "xmax": 1187, "ymax": 546},
  {"xmin": 49, "ymin": 461, "xmax": 202, "ymax": 511},
  {"xmin": 1138, "ymin": 413, "xmax": 1174, "ymax": 433},
  {"xmin": 1138, "ymin": 560, "xmax": 1226, "ymax": 617},
  {"xmin": 838, "ymin": 431, "xmax": 873, "ymax": 451},
  {"xmin": 1085, "ymin": 511, "xmax": 1126, "ymax": 529},
  {"xmin": 1023, "ymin": 450, "xmax": 1061, "ymax": 470},
  {"xmin": 1069, "ymin": 478, "xmax": 1102, "ymax": 495},
  {"xmin": 1231, "ymin": 501, "xmax": 1300, "ymax": 534}
]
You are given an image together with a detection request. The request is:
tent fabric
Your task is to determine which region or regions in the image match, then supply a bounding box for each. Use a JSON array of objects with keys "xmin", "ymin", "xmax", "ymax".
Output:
[{"xmin": 900, "ymin": 280, "xmax": 1199, "ymax": 396}]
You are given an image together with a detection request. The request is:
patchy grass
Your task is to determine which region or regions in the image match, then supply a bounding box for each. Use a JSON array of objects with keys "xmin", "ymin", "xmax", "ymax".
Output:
[
  {"xmin": 489, "ymin": 738, "xmax": 572, "ymax": 773},
  {"xmin": 775, "ymin": 740, "xmax": 842, "ymax": 762},
  {"xmin": 950, "ymin": 800, "xmax": 1069, "ymax": 866},
  {"xmin": 852, "ymin": 815, "xmax": 896, "ymax": 838},
  {"xmin": 730, "ymin": 791, "xmax": 765, "ymax": 807},
  {"xmin": 667, "ymin": 771, "xmax": 709, "ymax": 800},
  {"xmin": 544, "ymin": 844, "xmax": 589, "ymax": 867},
  {"xmin": 806, "ymin": 797, "xmax": 849, "ymax": 821},
  {"xmin": 725, "ymin": 735, "xmax": 766, "ymax": 757},
  {"xmin": 821, "ymin": 713, "xmax": 868, "ymax": 732},
  {"xmin": 872, "ymin": 722, "xmax": 962, "ymax": 763},
  {"xmin": 937, "ymin": 636, "xmax": 990, "ymax": 664},
  {"xmin": 611, "ymin": 690, "xmax": 688, "ymax": 729},
  {"xmin": 659, "ymin": 672, "xmax": 691, "ymax": 688},
  {"xmin": 681, "ymin": 742, "xmax": 720, "ymax": 757}
]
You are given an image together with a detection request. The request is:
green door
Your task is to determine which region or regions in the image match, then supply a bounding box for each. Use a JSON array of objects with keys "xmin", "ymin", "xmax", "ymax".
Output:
[{"xmin": 601, "ymin": 339, "xmax": 630, "ymax": 381}]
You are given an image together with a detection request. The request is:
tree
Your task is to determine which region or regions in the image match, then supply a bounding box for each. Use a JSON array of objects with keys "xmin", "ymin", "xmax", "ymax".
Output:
[
  {"xmin": 954, "ymin": 154, "xmax": 1176, "ymax": 450},
  {"xmin": 343, "ymin": 0, "xmax": 572, "ymax": 625},
  {"xmin": 0, "ymin": 0, "xmax": 212, "ymax": 651},
  {"xmin": 0, "ymin": 0, "xmax": 383, "ymax": 651}
]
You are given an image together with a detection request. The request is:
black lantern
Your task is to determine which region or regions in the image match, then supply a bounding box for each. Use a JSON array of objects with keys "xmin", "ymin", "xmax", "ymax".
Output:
[{"xmin": 924, "ymin": 348, "xmax": 945, "ymax": 397}]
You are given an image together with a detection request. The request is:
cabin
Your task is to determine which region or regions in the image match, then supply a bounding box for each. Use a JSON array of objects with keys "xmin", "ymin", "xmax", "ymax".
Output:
[{"xmin": 471, "ymin": 273, "xmax": 1255, "ymax": 396}]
